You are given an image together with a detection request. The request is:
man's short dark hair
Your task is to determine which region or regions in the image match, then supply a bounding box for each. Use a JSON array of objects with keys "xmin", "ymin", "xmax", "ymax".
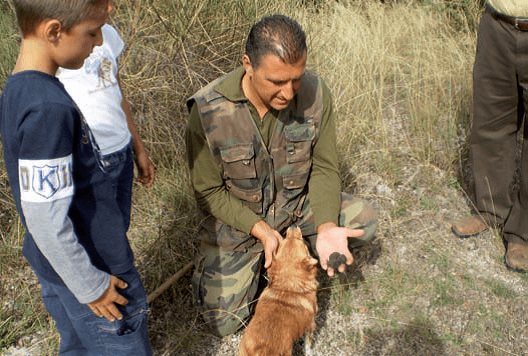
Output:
[{"xmin": 245, "ymin": 14, "xmax": 307, "ymax": 69}]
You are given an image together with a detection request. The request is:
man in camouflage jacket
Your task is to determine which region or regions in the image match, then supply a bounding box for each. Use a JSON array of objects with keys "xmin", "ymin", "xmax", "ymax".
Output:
[{"xmin": 185, "ymin": 14, "xmax": 378, "ymax": 337}]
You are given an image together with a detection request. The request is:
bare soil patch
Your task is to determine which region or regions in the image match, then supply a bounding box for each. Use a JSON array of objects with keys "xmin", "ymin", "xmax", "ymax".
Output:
[{"xmin": 143, "ymin": 168, "xmax": 528, "ymax": 356}]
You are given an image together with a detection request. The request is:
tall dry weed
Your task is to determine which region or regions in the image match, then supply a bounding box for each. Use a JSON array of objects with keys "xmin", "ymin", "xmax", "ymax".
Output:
[{"xmin": 302, "ymin": 0, "xmax": 478, "ymax": 190}]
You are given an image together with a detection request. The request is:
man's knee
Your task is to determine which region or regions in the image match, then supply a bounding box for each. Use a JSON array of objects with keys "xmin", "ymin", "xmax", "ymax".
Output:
[
  {"xmin": 350, "ymin": 212, "xmax": 378, "ymax": 248},
  {"xmin": 192, "ymin": 276, "xmax": 254, "ymax": 337},
  {"xmin": 339, "ymin": 194, "xmax": 378, "ymax": 247},
  {"xmin": 199, "ymin": 307, "xmax": 248, "ymax": 337},
  {"xmin": 191, "ymin": 245, "xmax": 262, "ymax": 336}
]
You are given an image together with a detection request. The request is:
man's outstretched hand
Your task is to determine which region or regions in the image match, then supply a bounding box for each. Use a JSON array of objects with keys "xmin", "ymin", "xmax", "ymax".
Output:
[{"xmin": 316, "ymin": 222, "xmax": 365, "ymax": 277}]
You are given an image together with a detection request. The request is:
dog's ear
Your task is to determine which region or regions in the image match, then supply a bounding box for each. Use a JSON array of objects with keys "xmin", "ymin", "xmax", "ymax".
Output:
[
  {"xmin": 294, "ymin": 226, "xmax": 302, "ymax": 237},
  {"xmin": 302, "ymin": 257, "xmax": 319, "ymax": 271},
  {"xmin": 286, "ymin": 225, "xmax": 302, "ymax": 240}
]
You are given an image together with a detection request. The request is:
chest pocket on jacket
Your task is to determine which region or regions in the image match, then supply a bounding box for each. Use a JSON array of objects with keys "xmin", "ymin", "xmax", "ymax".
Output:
[
  {"xmin": 220, "ymin": 143, "xmax": 257, "ymax": 180},
  {"xmin": 220, "ymin": 143, "xmax": 262, "ymax": 214},
  {"xmin": 284, "ymin": 123, "xmax": 314, "ymax": 172},
  {"xmin": 279, "ymin": 124, "xmax": 314, "ymax": 211}
]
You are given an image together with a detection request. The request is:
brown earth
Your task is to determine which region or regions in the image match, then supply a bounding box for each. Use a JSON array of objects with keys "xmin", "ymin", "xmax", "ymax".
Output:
[{"xmin": 144, "ymin": 166, "xmax": 528, "ymax": 356}]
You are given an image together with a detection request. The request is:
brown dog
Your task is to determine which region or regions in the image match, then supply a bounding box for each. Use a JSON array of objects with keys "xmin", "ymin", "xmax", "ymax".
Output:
[{"xmin": 238, "ymin": 226, "xmax": 319, "ymax": 356}]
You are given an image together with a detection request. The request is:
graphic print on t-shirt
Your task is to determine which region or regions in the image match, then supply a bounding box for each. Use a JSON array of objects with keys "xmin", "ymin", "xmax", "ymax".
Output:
[{"xmin": 83, "ymin": 47, "xmax": 115, "ymax": 91}]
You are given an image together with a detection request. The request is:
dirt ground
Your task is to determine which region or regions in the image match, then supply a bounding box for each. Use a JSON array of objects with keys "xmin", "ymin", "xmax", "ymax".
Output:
[
  {"xmin": 4, "ymin": 126, "xmax": 527, "ymax": 356},
  {"xmin": 3, "ymin": 145, "xmax": 527, "ymax": 356},
  {"xmin": 144, "ymin": 165, "xmax": 528, "ymax": 356}
]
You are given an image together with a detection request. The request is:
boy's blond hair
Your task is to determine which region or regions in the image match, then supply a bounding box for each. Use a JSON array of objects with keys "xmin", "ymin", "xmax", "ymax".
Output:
[{"xmin": 13, "ymin": 0, "xmax": 109, "ymax": 36}]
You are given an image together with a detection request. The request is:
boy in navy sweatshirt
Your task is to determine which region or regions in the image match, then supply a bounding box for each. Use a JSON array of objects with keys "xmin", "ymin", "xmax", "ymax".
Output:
[{"xmin": 0, "ymin": 1, "xmax": 152, "ymax": 354}]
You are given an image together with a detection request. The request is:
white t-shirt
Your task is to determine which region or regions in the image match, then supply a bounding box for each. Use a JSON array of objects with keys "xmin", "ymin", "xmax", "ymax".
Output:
[
  {"xmin": 488, "ymin": 0, "xmax": 528, "ymax": 17},
  {"xmin": 57, "ymin": 24, "xmax": 132, "ymax": 155}
]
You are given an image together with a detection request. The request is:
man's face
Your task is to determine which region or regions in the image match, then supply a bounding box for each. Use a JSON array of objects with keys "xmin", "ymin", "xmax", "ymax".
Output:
[{"xmin": 244, "ymin": 51, "xmax": 307, "ymax": 111}]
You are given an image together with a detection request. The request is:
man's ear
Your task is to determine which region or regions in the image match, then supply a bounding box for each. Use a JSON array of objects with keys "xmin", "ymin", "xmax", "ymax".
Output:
[
  {"xmin": 43, "ymin": 19, "xmax": 63, "ymax": 43},
  {"xmin": 242, "ymin": 54, "xmax": 253, "ymax": 78}
]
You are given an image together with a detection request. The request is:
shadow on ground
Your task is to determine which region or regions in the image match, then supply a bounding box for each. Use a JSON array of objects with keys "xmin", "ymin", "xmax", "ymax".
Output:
[
  {"xmin": 357, "ymin": 318, "xmax": 447, "ymax": 355},
  {"xmin": 290, "ymin": 236, "xmax": 384, "ymax": 355},
  {"xmin": 145, "ymin": 230, "xmax": 387, "ymax": 355}
]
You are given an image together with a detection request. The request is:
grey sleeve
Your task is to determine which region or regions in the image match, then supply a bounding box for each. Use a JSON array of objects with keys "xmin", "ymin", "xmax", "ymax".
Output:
[{"xmin": 21, "ymin": 198, "xmax": 111, "ymax": 304}]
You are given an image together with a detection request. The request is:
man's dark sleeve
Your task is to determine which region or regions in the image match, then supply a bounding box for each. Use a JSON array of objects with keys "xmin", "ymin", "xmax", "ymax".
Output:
[{"xmin": 308, "ymin": 80, "xmax": 341, "ymax": 228}]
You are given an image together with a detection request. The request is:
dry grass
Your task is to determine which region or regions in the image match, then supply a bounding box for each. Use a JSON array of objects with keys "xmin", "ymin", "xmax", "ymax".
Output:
[{"xmin": 3, "ymin": 0, "xmax": 528, "ymax": 355}]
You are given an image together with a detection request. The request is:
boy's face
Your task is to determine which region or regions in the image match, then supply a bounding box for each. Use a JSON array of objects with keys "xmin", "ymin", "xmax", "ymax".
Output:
[{"xmin": 53, "ymin": 1, "xmax": 113, "ymax": 69}]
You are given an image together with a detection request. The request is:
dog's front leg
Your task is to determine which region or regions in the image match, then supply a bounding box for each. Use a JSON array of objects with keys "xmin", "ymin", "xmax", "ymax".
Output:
[
  {"xmin": 304, "ymin": 332, "xmax": 314, "ymax": 356},
  {"xmin": 304, "ymin": 318, "xmax": 316, "ymax": 356}
]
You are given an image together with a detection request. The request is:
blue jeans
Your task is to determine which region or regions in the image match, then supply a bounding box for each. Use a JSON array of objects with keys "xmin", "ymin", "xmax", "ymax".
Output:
[
  {"xmin": 39, "ymin": 268, "xmax": 152, "ymax": 356},
  {"xmin": 100, "ymin": 141, "xmax": 134, "ymax": 231},
  {"xmin": 37, "ymin": 142, "xmax": 153, "ymax": 355}
]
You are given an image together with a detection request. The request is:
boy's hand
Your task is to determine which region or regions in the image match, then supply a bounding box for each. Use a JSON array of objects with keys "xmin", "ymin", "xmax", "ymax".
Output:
[
  {"xmin": 88, "ymin": 276, "xmax": 129, "ymax": 322},
  {"xmin": 135, "ymin": 151, "xmax": 155, "ymax": 188}
]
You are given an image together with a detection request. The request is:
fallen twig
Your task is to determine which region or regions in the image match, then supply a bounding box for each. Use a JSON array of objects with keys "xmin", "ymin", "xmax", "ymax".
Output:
[
  {"xmin": 476, "ymin": 339, "xmax": 519, "ymax": 356},
  {"xmin": 147, "ymin": 261, "xmax": 194, "ymax": 304}
]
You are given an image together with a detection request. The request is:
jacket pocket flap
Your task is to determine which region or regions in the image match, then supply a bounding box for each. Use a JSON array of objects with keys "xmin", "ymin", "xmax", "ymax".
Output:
[
  {"xmin": 220, "ymin": 143, "xmax": 254, "ymax": 162},
  {"xmin": 283, "ymin": 172, "xmax": 309, "ymax": 189},
  {"xmin": 226, "ymin": 183, "xmax": 263, "ymax": 203},
  {"xmin": 284, "ymin": 124, "xmax": 315, "ymax": 142}
]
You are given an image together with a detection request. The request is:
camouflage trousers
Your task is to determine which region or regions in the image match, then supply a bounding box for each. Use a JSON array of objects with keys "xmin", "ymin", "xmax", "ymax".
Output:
[{"xmin": 191, "ymin": 192, "xmax": 378, "ymax": 337}]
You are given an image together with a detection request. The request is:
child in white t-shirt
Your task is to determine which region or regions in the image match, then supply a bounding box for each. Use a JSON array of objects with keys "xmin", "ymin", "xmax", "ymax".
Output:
[
  {"xmin": 57, "ymin": 24, "xmax": 155, "ymax": 188},
  {"xmin": 56, "ymin": 24, "xmax": 156, "ymax": 348}
]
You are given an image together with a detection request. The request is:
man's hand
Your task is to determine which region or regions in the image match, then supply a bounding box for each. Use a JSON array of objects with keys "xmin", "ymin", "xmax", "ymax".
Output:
[
  {"xmin": 251, "ymin": 220, "xmax": 283, "ymax": 268},
  {"xmin": 87, "ymin": 275, "xmax": 129, "ymax": 322},
  {"xmin": 316, "ymin": 222, "xmax": 365, "ymax": 277}
]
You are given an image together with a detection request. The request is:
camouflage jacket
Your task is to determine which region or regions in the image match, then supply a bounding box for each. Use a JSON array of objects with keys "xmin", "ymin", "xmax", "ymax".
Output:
[{"xmin": 188, "ymin": 70, "xmax": 324, "ymax": 241}]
